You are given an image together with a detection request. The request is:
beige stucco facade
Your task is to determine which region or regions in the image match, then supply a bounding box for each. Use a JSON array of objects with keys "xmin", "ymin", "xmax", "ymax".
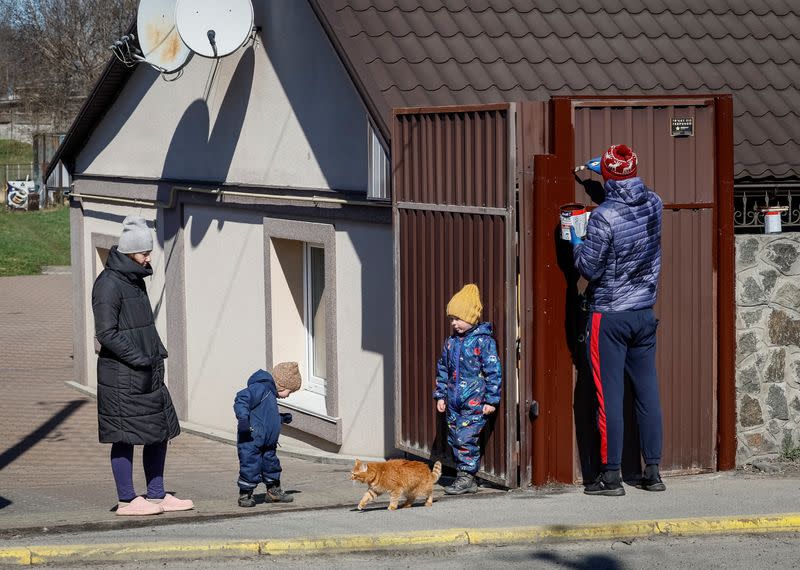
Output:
[{"xmin": 69, "ymin": 0, "xmax": 396, "ymax": 459}]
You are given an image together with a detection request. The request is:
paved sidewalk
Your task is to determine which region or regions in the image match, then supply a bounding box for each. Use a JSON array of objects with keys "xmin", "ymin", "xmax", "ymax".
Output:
[
  {"xmin": 0, "ymin": 274, "xmax": 491, "ymax": 538},
  {"xmin": 2, "ymin": 274, "xmax": 800, "ymax": 567}
]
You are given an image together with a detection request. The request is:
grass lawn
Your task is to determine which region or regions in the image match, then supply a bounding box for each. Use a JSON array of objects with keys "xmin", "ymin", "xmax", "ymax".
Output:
[
  {"xmin": 0, "ymin": 206, "xmax": 71, "ymax": 276},
  {"xmin": 0, "ymin": 139, "xmax": 34, "ymax": 164}
]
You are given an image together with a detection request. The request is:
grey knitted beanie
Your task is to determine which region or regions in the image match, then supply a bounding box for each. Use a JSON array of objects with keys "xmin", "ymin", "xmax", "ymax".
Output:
[{"xmin": 118, "ymin": 216, "xmax": 153, "ymax": 254}]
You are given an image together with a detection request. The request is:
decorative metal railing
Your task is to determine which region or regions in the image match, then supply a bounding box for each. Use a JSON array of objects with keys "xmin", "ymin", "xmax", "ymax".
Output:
[{"xmin": 734, "ymin": 184, "xmax": 800, "ymax": 232}]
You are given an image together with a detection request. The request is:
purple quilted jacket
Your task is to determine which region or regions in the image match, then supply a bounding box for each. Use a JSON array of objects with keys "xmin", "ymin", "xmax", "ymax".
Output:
[{"xmin": 573, "ymin": 177, "xmax": 663, "ymax": 312}]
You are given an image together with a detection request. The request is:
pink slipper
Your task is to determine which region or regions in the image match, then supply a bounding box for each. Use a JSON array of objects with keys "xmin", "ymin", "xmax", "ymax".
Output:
[
  {"xmin": 116, "ymin": 496, "xmax": 164, "ymax": 516},
  {"xmin": 148, "ymin": 493, "xmax": 194, "ymax": 512}
]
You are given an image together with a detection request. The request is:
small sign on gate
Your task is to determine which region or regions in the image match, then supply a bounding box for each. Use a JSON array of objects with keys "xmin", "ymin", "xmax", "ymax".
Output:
[{"xmin": 671, "ymin": 117, "xmax": 694, "ymax": 137}]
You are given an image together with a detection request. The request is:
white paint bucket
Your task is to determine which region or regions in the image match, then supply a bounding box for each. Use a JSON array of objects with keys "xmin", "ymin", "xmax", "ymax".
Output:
[
  {"xmin": 560, "ymin": 203, "xmax": 588, "ymax": 240},
  {"xmin": 763, "ymin": 208, "xmax": 783, "ymax": 234}
]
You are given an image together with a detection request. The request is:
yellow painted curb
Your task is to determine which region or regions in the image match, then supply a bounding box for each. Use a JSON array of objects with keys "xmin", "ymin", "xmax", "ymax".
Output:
[
  {"xmin": 0, "ymin": 548, "xmax": 32, "ymax": 566},
  {"xmin": 260, "ymin": 529, "xmax": 470, "ymax": 555},
  {"xmin": 466, "ymin": 513, "xmax": 800, "ymax": 544},
  {"xmin": 24, "ymin": 541, "xmax": 259, "ymax": 565},
  {"xmin": 2, "ymin": 514, "xmax": 799, "ymax": 565}
]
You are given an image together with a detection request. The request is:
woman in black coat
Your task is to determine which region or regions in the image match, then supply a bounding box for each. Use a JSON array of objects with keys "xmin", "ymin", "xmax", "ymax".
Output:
[{"xmin": 92, "ymin": 216, "xmax": 193, "ymax": 516}]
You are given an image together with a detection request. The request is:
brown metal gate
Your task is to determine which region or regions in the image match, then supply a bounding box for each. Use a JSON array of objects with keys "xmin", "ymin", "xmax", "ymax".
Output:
[
  {"xmin": 571, "ymin": 100, "xmax": 728, "ymax": 476},
  {"xmin": 392, "ymin": 104, "xmax": 518, "ymax": 486},
  {"xmin": 518, "ymin": 96, "xmax": 735, "ymax": 485}
]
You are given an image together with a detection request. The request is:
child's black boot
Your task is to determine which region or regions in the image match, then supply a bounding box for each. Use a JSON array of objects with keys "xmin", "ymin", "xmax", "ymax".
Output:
[
  {"xmin": 238, "ymin": 489, "xmax": 256, "ymax": 507},
  {"xmin": 266, "ymin": 483, "xmax": 293, "ymax": 503},
  {"xmin": 444, "ymin": 471, "xmax": 478, "ymax": 495}
]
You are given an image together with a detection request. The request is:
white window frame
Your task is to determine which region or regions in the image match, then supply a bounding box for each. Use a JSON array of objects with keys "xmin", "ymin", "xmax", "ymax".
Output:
[
  {"xmin": 367, "ymin": 121, "xmax": 390, "ymax": 201},
  {"xmin": 304, "ymin": 242, "xmax": 327, "ymax": 397}
]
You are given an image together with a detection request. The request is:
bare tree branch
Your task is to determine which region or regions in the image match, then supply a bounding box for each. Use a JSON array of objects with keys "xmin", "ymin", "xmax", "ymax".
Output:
[{"xmin": 1, "ymin": 0, "xmax": 137, "ymax": 132}]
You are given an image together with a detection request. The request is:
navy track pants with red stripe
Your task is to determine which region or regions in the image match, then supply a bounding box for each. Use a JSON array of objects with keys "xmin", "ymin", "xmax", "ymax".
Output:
[{"xmin": 586, "ymin": 307, "xmax": 663, "ymax": 471}]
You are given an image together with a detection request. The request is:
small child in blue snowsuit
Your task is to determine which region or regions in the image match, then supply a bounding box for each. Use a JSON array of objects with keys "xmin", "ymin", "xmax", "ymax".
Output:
[
  {"xmin": 433, "ymin": 284, "xmax": 502, "ymax": 495},
  {"xmin": 234, "ymin": 361, "xmax": 302, "ymax": 507}
]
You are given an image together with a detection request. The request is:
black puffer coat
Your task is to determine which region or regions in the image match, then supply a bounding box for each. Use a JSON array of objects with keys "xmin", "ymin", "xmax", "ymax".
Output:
[{"xmin": 92, "ymin": 246, "xmax": 180, "ymax": 444}]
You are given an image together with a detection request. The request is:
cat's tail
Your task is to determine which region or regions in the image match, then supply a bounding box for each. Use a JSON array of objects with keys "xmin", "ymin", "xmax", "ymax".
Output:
[{"xmin": 430, "ymin": 461, "xmax": 442, "ymax": 483}]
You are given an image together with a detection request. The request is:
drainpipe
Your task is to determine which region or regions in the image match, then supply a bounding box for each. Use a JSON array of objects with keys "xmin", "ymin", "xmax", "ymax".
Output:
[{"xmin": 67, "ymin": 185, "xmax": 387, "ymax": 208}]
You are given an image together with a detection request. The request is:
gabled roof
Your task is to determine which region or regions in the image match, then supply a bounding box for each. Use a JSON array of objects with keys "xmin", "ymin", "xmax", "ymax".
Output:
[
  {"xmin": 51, "ymin": 2, "xmax": 799, "ymax": 182},
  {"xmin": 309, "ymin": 0, "xmax": 800, "ymax": 180}
]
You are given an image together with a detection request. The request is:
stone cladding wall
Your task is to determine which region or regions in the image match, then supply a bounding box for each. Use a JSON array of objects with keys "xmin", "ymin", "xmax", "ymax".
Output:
[{"xmin": 736, "ymin": 235, "xmax": 800, "ymax": 464}]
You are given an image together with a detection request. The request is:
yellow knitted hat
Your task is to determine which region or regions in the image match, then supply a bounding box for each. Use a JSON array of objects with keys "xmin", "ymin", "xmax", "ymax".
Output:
[{"xmin": 446, "ymin": 284, "xmax": 483, "ymax": 325}]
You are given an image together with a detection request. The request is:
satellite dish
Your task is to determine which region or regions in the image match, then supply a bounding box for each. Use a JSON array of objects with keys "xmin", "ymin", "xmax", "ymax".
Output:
[
  {"xmin": 136, "ymin": 0, "xmax": 193, "ymax": 73},
  {"xmin": 175, "ymin": 0, "xmax": 254, "ymax": 58}
]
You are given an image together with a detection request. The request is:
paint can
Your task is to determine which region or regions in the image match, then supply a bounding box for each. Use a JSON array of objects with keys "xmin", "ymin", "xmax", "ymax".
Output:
[
  {"xmin": 560, "ymin": 203, "xmax": 587, "ymax": 240},
  {"xmin": 763, "ymin": 207, "xmax": 784, "ymax": 234}
]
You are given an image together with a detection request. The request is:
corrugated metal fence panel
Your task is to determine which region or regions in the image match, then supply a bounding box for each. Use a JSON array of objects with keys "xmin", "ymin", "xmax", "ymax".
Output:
[
  {"xmin": 573, "ymin": 105, "xmax": 715, "ymax": 205},
  {"xmin": 570, "ymin": 101, "xmax": 718, "ymax": 475},
  {"xmin": 394, "ymin": 108, "xmax": 509, "ymax": 208},
  {"xmin": 515, "ymin": 101, "xmax": 550, "ymax": 487},
  {"xmin": 656, "ymin": 208, "xmax": 716, "ymax": 472},
  {"xmin": 398, "ymin": 208, "xmax": 509, "ymax": 481}
]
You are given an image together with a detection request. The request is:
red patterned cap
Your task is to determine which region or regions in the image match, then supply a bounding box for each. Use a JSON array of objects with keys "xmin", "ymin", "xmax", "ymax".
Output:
[{"xmin": 600, "ymin": 144, "xmax": 638, "ymax": 180}]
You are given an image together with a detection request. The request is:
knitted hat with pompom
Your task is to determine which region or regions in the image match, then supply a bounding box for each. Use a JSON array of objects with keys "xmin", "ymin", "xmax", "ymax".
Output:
[{"xmin": 600, "ymin": 144, "xmax": 638, "ymax": 181}]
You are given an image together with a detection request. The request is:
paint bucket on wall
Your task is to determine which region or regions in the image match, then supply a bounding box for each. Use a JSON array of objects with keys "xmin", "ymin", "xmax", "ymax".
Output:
[
  {"xmin": 560, "ymin": 203, "xmax": 588, "ymax": 240},
  {"xmin": 761, "ymin": 206, "xmax": 786, "ymax": 234}
]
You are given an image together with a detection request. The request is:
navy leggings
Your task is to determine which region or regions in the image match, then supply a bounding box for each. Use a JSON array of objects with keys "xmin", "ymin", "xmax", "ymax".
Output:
[
  {"xmin": 110, "ymin": 441, "xmax": 167, "ymax": 501},
  {"xmin": 586, "ymin": 308, "xmax": 663, "ymax": 471}
]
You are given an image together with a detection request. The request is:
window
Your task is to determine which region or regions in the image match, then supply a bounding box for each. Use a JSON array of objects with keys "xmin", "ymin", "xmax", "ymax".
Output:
[
  {"xmin": 304, "ymin": 244, "xmax": 327, "ymax": 396},
  {"xmin": 265, "ymin": 219, "xmax": 340, "ymax": 441},
  {"xmin": 367, "ymin": 122, "xmax": 390, "ymax": 200}
]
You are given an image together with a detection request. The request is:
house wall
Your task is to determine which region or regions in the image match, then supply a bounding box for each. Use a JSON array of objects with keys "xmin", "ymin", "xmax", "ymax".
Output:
[
  {"xmin": 333, "ymin": 220, "xmax": 395, "ymax": 456},
  {"xmin": 74, "ymin": 0, "xmax": 368, "ymax": 193},
  {"xmin": 72, "ymin": 195, "xmax": 395, "ymax": 457},
  {"xmin": 182, "ymin": 205, "xmax": 268, "ymax": 431},
  {"xmin": 178, "ymin": 207, "xmax": 393, "ymax": 456},
  {"xmin": 736, "ymin": 235, "xmax": 800, "ymax": 464},
  {"xmin": 65, "ymin": 0, "xmax": 397, "ymax": 459}
]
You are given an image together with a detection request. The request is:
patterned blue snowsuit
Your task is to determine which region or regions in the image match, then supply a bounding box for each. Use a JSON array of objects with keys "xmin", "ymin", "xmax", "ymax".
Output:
[
  {"xmin": 233, "ymin": 370, "xmax": 292, "ymax": 491},
  {"xmin": 433, "ymin": 322, "xmax": 502, "ymax": 474}
]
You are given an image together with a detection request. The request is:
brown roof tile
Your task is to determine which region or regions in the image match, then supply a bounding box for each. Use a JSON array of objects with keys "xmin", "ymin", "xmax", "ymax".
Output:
[{"xmin": 320, "ymin": 0, "xmax": 800, "ymax": 180}]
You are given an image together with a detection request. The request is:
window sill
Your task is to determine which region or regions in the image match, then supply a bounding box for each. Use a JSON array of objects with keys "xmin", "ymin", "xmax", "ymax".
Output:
[{"xmin": 278, "ymin": 398, "xmax": 341, "ymax": 445}]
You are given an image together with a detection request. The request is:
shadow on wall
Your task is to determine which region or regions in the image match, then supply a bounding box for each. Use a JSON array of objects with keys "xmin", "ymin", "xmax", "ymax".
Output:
[
  {"xmin": 347, "ymin": 226, "xmax": 397, "ymax": 454},
  {"xmin": 74, "ymin": 67, "xmax": 160, "ymax": 171},
  {"xmin": 258, "ymin": 0, "xmax": 368, "ymax": 193},
  {"xmin": 159, "ymin": 46, "xmax": 256, "ymax": 249}
]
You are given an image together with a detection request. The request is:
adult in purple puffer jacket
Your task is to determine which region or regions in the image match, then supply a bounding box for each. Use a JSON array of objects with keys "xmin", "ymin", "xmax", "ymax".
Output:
[{"xmin": 570, "ymin": 144, "xmax": 665, "ymax": 497}]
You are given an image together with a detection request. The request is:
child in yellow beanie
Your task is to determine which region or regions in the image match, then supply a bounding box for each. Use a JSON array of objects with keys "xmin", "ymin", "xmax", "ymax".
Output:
[{"xmin": 433, "ymin": 284, "xmax": 502, "ymax": 495}]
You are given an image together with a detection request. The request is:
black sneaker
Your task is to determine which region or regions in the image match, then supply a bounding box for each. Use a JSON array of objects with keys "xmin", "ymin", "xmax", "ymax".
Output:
[
  {"xmin": 640, "ymin": 464, "xmax": 666, "ymax": 492},
  {"xmin": 444, "ymin": 471, "xmax": 478, "ymax": 495},
  {"xmin": 266, "ymin": 485, "xmax": 294, "ymax": 503},
  {"xmin": 584, "ymin": 470, "xmax": 626, "ymax": 496},
  {"xmin": 238, "ymin": 490, "xmax": 256, "ymax": 508}
]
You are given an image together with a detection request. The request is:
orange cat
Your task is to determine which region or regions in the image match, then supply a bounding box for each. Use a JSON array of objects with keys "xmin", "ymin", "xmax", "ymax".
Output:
[{"xmin": 351, "ymin": 459, "xmax": 442, "ymax": 510}]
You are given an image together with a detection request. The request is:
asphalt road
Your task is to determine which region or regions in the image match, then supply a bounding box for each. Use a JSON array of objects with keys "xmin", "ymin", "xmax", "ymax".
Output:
[{"xmin": 38, "ymin": 532, "xmax": 800, "ymax": 569}]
